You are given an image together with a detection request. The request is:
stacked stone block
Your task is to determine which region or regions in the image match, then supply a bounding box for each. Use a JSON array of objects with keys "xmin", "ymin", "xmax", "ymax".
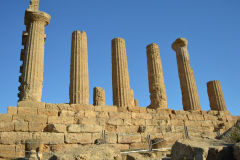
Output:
[
  {"xmin": 172, "ymin": 38, "xmax": 201, "ymax": 111},
  {"xmin": 69, "ymin": 30, "xmax": 89, "ymax": 104},
  {"xmin": 207, "ymin": 80, "xmax": 227, "ymax": 111},
  {"xmin": 0, "ymin": 101, "xmax": 235, "ymax": 159},
  {"xmin": 93, "ymin": 87, "xmax": 105, "ymax": 106},
  {"xmin": 112, "ymin": 38, "xmax": 134, "ymax": 108},
  {"xmin": 147, "ymin": 43, "xmax": 167, "ymax": 109}
]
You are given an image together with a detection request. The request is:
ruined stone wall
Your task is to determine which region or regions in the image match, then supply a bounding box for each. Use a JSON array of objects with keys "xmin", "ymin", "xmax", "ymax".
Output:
[{"xmin": 0, "ymin": 101, "xmax": 237, "ymax": 159}]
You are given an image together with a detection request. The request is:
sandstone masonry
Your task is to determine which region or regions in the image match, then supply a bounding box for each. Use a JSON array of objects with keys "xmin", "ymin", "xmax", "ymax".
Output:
[{"xmin": 93, "ymin": 87, "xmax": 105, "ymax": 106}]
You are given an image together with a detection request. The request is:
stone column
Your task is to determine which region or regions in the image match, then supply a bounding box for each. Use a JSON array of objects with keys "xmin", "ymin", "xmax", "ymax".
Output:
[
  {"xmin": 69, "ymin": 30, "xmax": 89, "ymax": 104},
  {"xmin": 19, "ymin": 10, "xmax": 50, "ymax": 102},
  {"xmin": 146, "ymin": 43, "xmax": 167, "ymax": 109},
  {"xmin": 93, "ymin": 87, "xmax": 105, "ymax": 106},
  {"xmin": 207, "ymin": 80, "xmax": 227, "ymax": 111},
  {"xmin": 112, "ymin": 37, "xmax": 133, "ymax": 107},
  {"xmin": 172, "ymin": 38, "xmax": 201, "ymax": 111}
]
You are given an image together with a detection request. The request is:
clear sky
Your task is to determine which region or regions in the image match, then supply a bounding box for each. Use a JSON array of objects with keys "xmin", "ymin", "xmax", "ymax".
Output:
[{"xmin": 0, "ymin": 0, "xmax": 239, "ymax": 115}]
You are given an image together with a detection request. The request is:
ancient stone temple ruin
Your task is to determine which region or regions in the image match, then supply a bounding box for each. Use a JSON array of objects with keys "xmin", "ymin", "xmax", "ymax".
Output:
[{"xmin": 0, "ymin": 0, "xmax": 238, "ymax": 159}]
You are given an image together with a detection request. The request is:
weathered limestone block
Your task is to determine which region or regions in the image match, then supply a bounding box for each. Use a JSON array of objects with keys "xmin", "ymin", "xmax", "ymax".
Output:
[
  {"xmin": 44, "ymin": 124, "xmax": 66, "ymax": 133},
  {"xmin": 18, "ymin": 101, "xmax": 45, "ymax": 108},
  {"xmin": 93, "ymin": 87, "xmax": 105, "ymax": 106},
  {"xmin": 134, "ymin": 99, "xmax": 139, "ymax": 106},
  {"xmin": 0, "ymin": 132, "xmax": 32, "ymax": 144},
  {"xmin": 29, "ymin": 122, "xmax": 46, "ymax": 132},
  {"xmin": 18, "ymin": 10, "xmax": 51, "ymax": 102},
  {"xmin": 118, "ymin": 133, "xmax": 142, "ymax": 144},
  {"xmin": 8, "ymin": 107, "xmax": 17, "ymax": 115},
  {"xmin": 84, "ymin": 110, "xmax": 97, "ymax": 118},
  {"xmin": 69, "ymin": 30, "xmax": 89, "ymax": 104},
  {"xmin": 0, "ymin": 144, "xmax": 16, "ymax": 159},
  {"xmin": 32, "ymin": 132, "xmax": 64, "ymax": 144},
  {"xmin": 92, "ymin": 133, "xmax": 117, "ymax": 144},
  {"xmin": 107, "ymin": 118, "xmax": 124, "ymax": 126},
  {"xmin": 13, "ymin": 114, "xmax": 47, "ymax": 124},
  {"xmin": 117, "ymin": 126, "xmax": 139, "ymax": 133},
  {"xmin": 147, "ymin": 43, "xmax": 167, "ymax": 109},
  {"xmin": 14, "ymin": 121, "xmax": 29, "ymax": 131},
  {"xmin": 132, "ymin": 112, "xmax": 152, "ymax": 120},
  {"xmin": 17, "ymin": 107, "xmax": 37, "ymax": 115},
  {"xmin": 65, "ymin": 133, "xmax": 92, "ymax": 144},
  {"xmin": 67, "ymin": 124, "xmax": 102, "ymax": 133},
  {"xmin": 47, "ymin": 116, "xmax": 75, "ymax": 124},
  {"xmin": 172, "ymin": 38, "xmax": 201, "ymax": 111},
  {"xmin": 207, "ymin": 80, "xmax": 227, "ymax": 111},
  {"xmin": 0, "ymin": 122, "xmax": 14, "ymax": 131},
  {"xmin": 112, "ymin": 37, "xmax": 133, "ymax": 108},
  {"xmin": 37, "ymin": 108, "xmax": 58, "ymax": 116},
  {"xmin": 0, "ymin": 114, "xmax": 12, "ymax": 122}
]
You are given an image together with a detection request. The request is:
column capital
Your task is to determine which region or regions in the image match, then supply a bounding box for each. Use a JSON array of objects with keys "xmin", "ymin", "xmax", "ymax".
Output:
[
  {"xmin": 172, "ymin": 38, "xmax": 188, "ymax": 51},
  {"xmin": 25, "ymin": 10, "xmax": 51, "ymax": 26}
]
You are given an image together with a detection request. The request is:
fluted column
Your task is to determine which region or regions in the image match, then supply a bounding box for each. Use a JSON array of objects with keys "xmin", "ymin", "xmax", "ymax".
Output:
[
  {"xmin": 69, "ymin": 31, "xmax": 89, "ymax": 104},
  {"xmin": 19, "ymin": 10, "xmax": 50, "ymax": 102},
  {"xmin": 147, "ymin": 43, "xmax": 167, "ymax": 109},
  {"xmin": 112, "ymin": 38, "xmax": 133, "ymax": 108},
  {"xmin": 172, "ymin": 38, "xmax": 201, "ymax": 111},
  {"xmin": 93, "ymin": 87, "xmax": 105, "ymax": 106},
  {"xmin": 207, "ymin": 80, "xmax": 227, "ymax": 111}
]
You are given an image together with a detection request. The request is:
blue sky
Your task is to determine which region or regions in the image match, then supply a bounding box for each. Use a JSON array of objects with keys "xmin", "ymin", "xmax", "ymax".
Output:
[{"xmin": 0, "ymin": 0, "xmax": 239, "ymax": 115}]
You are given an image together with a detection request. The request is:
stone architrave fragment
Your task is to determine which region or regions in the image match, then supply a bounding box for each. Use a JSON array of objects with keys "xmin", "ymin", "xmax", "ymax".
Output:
[
  {"xmin": 112, "ymin": 38, "xmax": 133, "ymax": 108},
  {"xmin": 207, "ymin": 80, "xmax": 227, "ymax": 111},
  {"xmin": 93, "ymin": 87, "xmax": 105, "ymax": 106},
  {"xmin": 69, "ymin": 31, "xmax": 89, "ymax": 104},
  {"xmin": 172, "ymin": 38, "xmax": 201, "ymax": 111},
  {"xmin": 146, "ymin": 43, "xmax": 167, "ymax": 109}
]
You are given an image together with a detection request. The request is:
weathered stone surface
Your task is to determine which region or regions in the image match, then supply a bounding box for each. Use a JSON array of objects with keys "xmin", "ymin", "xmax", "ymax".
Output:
[
  {"xmin": 0, "ymin": 114, "xmax": 12, "ymax": 122},
  {"xmin": 53, "ymin": 145, "xmax": 122, "ymax": 160},
  {"xmin": 17, "ymin": 107, "xmax": 37, "ymax": 115},
  {"xmin": 118, "ymin": 133, "xmax": 141, "ymax": 143},
  {"xmin": 14, "ymin": 121, "xmax": 28, "ymax": 131},
  {"xmin": 44, "ymin": 124, "xmax": 66, "ymax": 133},
  {"xmin": 172, "ymin": 38, "xmax": 201, "ymax": 111},
  {"xmin": 18, "ymin": 9, "xmax": 51, "ymax": 102},
  {"xmin": 48, "ymin": 116, "xmax": 75, "ymax": 124},
  {"xmin": 18, "ymin": 101, "xmax": 45, "ymax": 108},
  {"xmin": 67, "ymin": 124, "xmax": 102, "ymax": 133},
  {"xmin": 32, "ymin": 132, "xmax": 64, "ymax": 144},
  {"xmin": 112, "ymin": 37, "xmax": 133, "ymax": 108},
  {"xmin": 0, "ymin": 144, "xmax": 16, "ymax": 158},
  {"xmin": 69, "ymin": 30, "xmax": 89, "ymax": 105},
  {"xmin": 146, "ymin": 43, "xmax": 167, "ymax": 109},
  {"xmin": 8, "ymin": 107, "xmax": 17, "ymax": 115},
  {"xmin": 207, "ymin": 80, "xmax": 227, "ymax": 111},
  {"xmin": 13, "ymin": 114, "xmax": 47, "ymax": 123},
  {"xmin": 0, "ymin": 122, "xmax": 14, "ymax": 132},
  {"xmin": 65, "ymin": 133, "xmax": 91, "ymax": 144},
  {"xmin": 38, "ymin": 108, "xmax": 58, "ymax": 116},
  {"xmin": 29, "ymin": 122, "xmax": 46, "ymax": 132},
  {"xmin": 171, "ymin": 138, "xmax": 234, "ymax": 160},
  {"xmin": 0, "ymin": 132, "xmax": 32, "ymax": 144},
  {"xmin": 93, "ymin": 87, "xmax": 105, "ymax": 106}
]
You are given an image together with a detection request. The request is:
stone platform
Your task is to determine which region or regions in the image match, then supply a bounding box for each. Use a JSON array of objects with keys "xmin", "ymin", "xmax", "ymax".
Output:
[{"xmin": 0, "ymin": 101, "xmax": 237, "ymax": 159}]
